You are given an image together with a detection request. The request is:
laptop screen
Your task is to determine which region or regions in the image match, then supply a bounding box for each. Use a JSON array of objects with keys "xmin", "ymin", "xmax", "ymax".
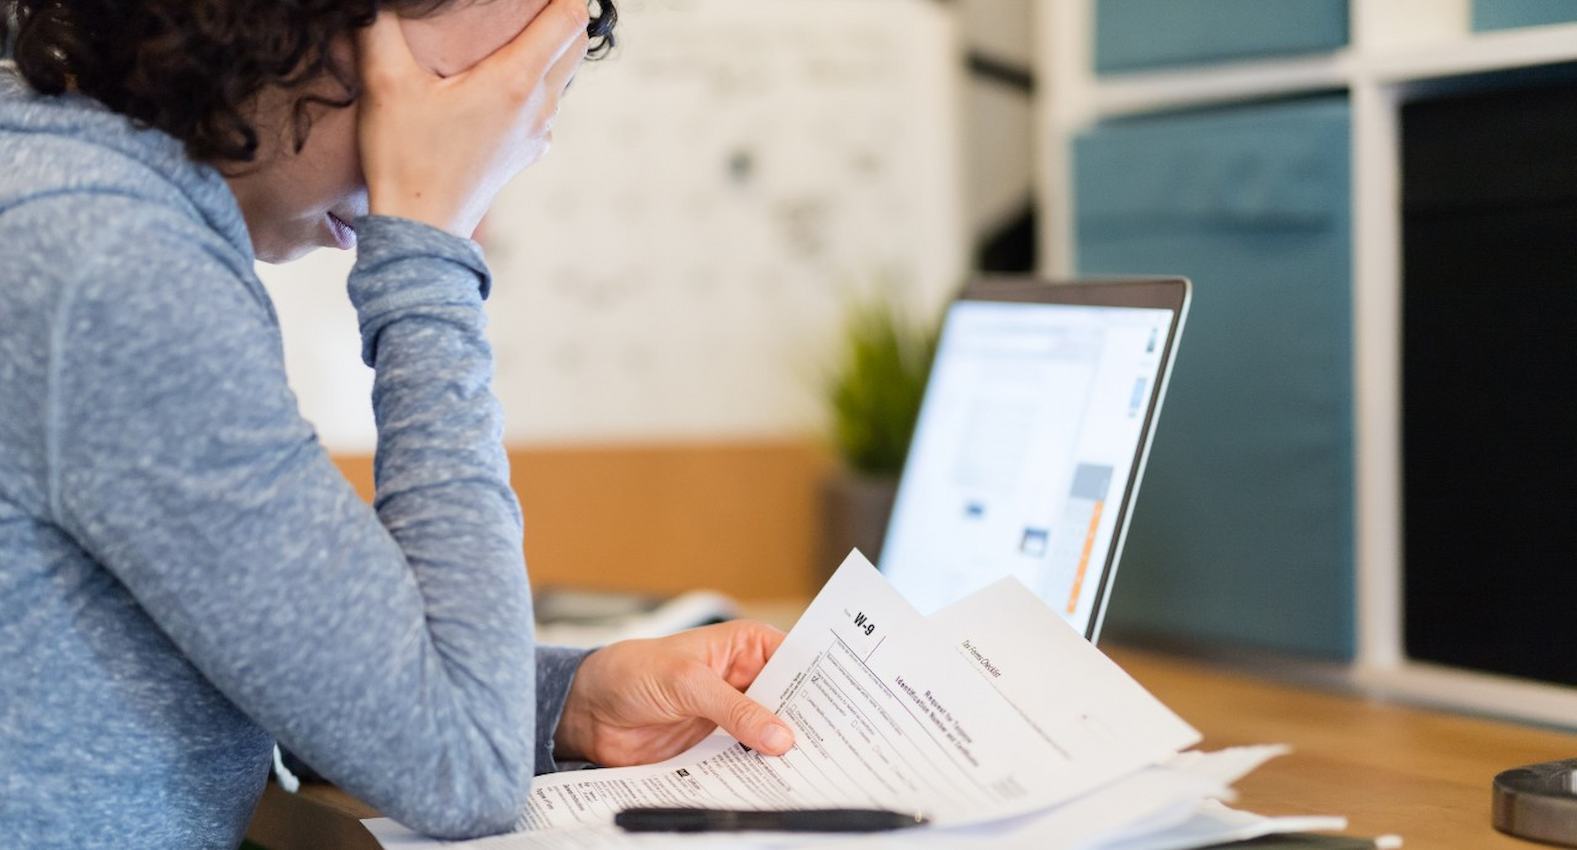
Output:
[{"xmin": 881, "ymin": 298, "xmax": 1178, "ymax": 636}]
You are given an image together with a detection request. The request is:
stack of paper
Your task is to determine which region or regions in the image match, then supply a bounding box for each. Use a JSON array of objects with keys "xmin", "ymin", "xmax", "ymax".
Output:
[{"xmin": 365, "ymin": 552, "xmax": 1358, "ymax": 850}]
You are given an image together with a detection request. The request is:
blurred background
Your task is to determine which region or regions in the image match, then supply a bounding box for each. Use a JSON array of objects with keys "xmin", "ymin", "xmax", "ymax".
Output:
[{"xmin": 259, "ymin": 0, "xmax": 1577, "ymax": 727}]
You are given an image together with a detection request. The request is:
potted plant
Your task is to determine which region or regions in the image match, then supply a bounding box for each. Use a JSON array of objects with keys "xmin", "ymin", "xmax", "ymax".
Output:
[{"xmin": 818, "ymin": 291, "xmax": 939, "ymax": 578}]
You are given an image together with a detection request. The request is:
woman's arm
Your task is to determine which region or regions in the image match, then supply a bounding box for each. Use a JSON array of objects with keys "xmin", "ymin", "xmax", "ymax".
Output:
[
  {"xmin": 356, "ymin": 215, "xmax": 600, "ymax": 776},
  {"xmin": 47, "ymin": 202, "xmax": 796, "ymax": 837},
  {"xmin": 39, "ymin": 3, "xmax": 798, "ymax": 838},
  {"xmin": 49, "ymin": 201, "xmax": 544, "ymax": 839}
]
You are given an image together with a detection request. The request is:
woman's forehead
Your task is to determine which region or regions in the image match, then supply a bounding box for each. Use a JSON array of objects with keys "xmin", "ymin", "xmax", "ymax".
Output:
[{"xmin": 400, "ymin": 0, "xmax": 556, "ymax": 78}]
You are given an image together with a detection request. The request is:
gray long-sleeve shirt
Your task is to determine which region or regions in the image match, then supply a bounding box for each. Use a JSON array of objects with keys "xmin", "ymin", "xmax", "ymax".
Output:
[{"xmin": 0, "ymin": 66, "xmax": 585, "ymax": 848}]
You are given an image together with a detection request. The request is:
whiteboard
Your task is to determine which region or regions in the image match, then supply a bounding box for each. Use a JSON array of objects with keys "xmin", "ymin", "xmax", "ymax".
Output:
[{"xmin": 261, "ymin": 0, "xmax": 966, "ymax": 451}]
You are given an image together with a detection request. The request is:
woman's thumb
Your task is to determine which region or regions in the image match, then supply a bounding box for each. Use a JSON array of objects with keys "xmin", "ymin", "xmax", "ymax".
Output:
[{"xmin": 685, "ymin": 667, "xmax": 796, "ymax": 756}]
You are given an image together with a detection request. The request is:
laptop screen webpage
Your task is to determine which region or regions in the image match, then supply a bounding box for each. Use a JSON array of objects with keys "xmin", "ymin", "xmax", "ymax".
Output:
[{"xmin": 881, "ymin": 299, "xmax": 1176, "ymax": 634}]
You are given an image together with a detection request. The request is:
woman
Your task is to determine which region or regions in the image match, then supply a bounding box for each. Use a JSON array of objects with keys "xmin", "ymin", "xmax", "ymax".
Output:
[{"xmin": 0, "ymin": 1, "xmax": 796, "ymax": 846}]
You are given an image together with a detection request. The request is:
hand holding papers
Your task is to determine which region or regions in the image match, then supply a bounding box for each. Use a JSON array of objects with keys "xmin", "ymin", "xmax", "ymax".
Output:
[
  {"xmin": 516, "ymin": 551, "xmax": 1196, "ymax": 829},
  {"xmin": 365, "ymin": 552, "xmax": 1352, "ymax": 849}
]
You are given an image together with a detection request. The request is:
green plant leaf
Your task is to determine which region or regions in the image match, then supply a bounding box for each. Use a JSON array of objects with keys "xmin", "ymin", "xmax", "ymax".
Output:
[{"xmin": 824, "ymin": 290, "xmax": 941, "ymax": 476}]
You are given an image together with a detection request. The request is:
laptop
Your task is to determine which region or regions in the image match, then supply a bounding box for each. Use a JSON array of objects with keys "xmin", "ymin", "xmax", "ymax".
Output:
[{"xmin": 880, "ymin": 277, "xmax": 1191, "ymax": 643}]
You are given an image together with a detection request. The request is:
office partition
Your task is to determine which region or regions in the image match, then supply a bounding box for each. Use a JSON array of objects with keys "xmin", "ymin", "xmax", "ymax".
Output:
[{"xmin": 1035, "ymin": 0, "xmax": 1577, "ymax": 725}]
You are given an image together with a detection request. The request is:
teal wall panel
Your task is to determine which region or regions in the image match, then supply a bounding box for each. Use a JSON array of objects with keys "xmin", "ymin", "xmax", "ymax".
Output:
[
  {"xmin": 1096, "ymin": 0, "xmax": 1349, "ymax": 73},
  {"xmin": 1075, "ymin": 98, "xmax": 1355, "ymax": 659},
  {"xmin": 1474, "ymin": 0, "xmax": 1577, "ymax": 31}
]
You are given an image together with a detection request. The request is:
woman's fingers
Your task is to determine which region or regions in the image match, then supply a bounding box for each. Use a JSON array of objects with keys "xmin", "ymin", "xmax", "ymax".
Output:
[
  {"xmin": 679, "ymin": 662, "xmax": 796, "ymax": 756},
  {"xmin": 716, "ymin": 622, "xmax": 785, "ymax": 689},
  {"xmin": 752, "ymin": 623, "xmax": 787, "ymax": 658},
  {"xmin": 474, "ymin": 0, "xmax": 590, "ymax": 88},
  {"xmin": 356, "ymin": 1, "xmax": 588, "ymax": 238},
  {"xmin": 546, "ymin": 33, "xmax": 591, "ymax": 98},
  {"xmin": 356, "ymin": 10, "xmax": 424, "ymax": 86}
]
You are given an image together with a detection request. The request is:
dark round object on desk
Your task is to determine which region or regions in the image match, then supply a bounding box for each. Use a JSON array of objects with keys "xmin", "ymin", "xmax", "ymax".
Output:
[{"xmin": 1494, "ymin": 759, "xmax": 1577, "ymax": 847}]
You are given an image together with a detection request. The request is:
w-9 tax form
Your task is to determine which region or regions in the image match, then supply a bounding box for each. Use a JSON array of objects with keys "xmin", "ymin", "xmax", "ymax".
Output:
[
  {"xmin": 506, "ymin": 552, "xmax": 1198, "ymax": 831},
  {"xmin": 365, "ymin": 552, "xmax": 1199, "ymax": 846}
]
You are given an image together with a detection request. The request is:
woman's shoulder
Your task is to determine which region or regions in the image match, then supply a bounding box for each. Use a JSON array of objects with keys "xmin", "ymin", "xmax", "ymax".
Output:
[
  {"xmin": 0, "ymin": 71, "xmax": 258, "ymax": 283},
  {"xmin": 7, "ymin": 190, "xmax": 295, "ymax": 417},
  {"xmin": 7, "ymin": 191, "xmax": 268, "ymax": 312}
]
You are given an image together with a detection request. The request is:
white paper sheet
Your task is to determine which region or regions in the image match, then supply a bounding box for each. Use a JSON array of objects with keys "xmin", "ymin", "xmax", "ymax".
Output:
[
  {"xmin": 362, "ymin": 556, "xmax": 1331, "ymax": 850},
  {"xmin": 514, "ymin": 553, "xmax": 1190, "ymax": 830},
  {"xmin": 1094, "ymin": 799, "xmax": 1350, "ymax": 850},
  {"xmin": 361, "ymin": 747, "xmax": 1280, "ymax": 850},
  {"xmin": 926, "ymin": 576, "xmax": 1200, "ymax": 772},
  {"xmin": 796, "ymin": 744, "xmax": 1292, "ymax": 850},
  {"xmin": 362, "ymin": 818, "xmax": 792, "ymax": 850}
]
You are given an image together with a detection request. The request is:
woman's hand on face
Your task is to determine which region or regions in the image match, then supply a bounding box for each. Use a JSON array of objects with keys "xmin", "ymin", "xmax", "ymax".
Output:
[
  {"xmin": 355, "ymin": 0, "xmax": 590, "ymax": 240},
  {"xmin": 553, "ymin": 621, "xmax": 797, "ymax": 767}
]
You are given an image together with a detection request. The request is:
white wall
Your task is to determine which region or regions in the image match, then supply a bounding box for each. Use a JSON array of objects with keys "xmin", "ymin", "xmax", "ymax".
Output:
[
  {"xmin": 261, "ymin": 0, "xmax": 967, "ymax": 453},
  {"xmin": 958, "ymin": 0, "xmax": 1037, "ymax": 242}
]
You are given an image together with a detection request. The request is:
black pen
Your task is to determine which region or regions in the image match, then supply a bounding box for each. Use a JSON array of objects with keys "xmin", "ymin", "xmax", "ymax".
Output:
[{"xmin": 615, "ymin": 807, "xmax": 930, "ymax": 833}]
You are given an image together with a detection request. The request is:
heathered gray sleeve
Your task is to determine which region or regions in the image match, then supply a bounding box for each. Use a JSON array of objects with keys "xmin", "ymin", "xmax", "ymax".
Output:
[{"xmin": 47, "ymin": 204, "xmax": 584, "ymax": 839}]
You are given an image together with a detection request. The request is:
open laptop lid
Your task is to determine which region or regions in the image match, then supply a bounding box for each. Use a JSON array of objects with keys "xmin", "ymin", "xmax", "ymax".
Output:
[{"xmin": 879, "ymin": 277, "xmax": 1191, "ymax": 643}]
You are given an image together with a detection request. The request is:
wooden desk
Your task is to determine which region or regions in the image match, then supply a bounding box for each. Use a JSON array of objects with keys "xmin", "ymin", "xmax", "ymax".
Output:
[
  {"xmin": 246, "ymin": 637, "xmax": 1577, "ymax": 849},
  {"xmin": 1105, "ymin": 647, "xmax": 1577, "ymax": 848}
]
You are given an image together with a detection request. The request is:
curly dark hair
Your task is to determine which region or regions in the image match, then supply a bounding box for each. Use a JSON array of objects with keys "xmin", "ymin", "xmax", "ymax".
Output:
[{"xmin": 0, "ymin": 0, "xmax": 616, "ymax": 163}]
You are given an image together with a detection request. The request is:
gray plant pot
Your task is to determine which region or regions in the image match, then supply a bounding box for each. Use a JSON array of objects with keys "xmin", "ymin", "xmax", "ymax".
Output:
[{"xmin": 817, "ymin": 470, "xmax": 899, "ymax": 583}]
